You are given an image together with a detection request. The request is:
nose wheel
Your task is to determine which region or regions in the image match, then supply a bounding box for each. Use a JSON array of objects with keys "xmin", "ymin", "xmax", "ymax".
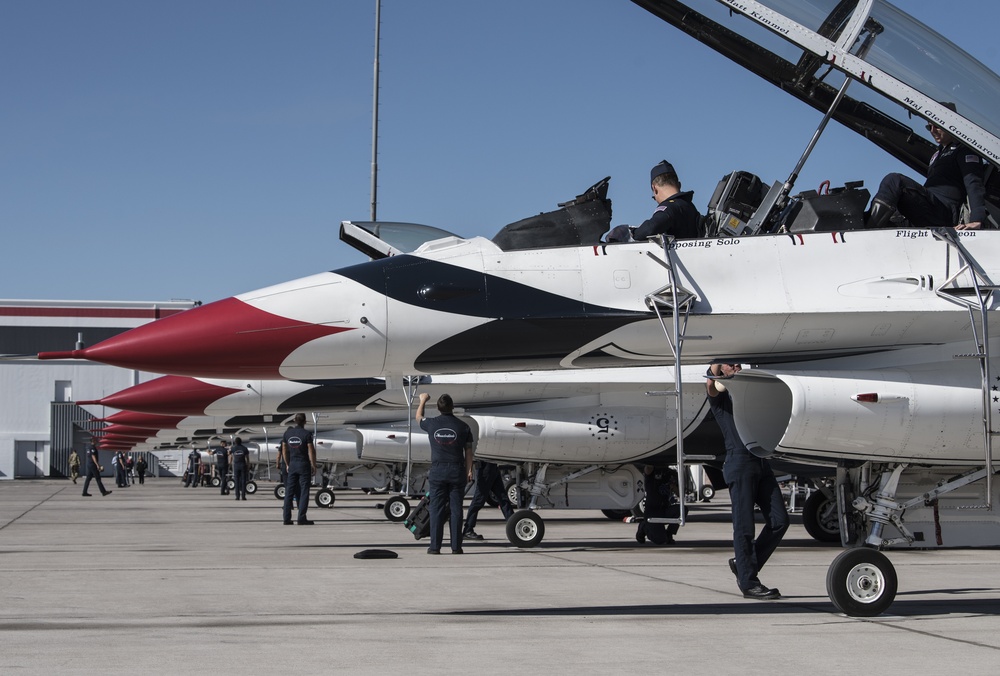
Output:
[
  {"xmin": 506, "ymin": 509, "xmax": 545, "ymax": 547},
  {"xmin": 826, "ymin": 548, "xmax": 898, "ymax": 617},
  {"xmin": 383, "ymin": 495, "xmax": 410, "ymax": 522}
]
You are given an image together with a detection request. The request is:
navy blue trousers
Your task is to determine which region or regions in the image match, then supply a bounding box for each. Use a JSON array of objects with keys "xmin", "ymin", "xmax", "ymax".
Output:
[
  {"xmin": 283, "ymin": 462, "xmax": 311, "ymax": 522},
  {"xmin": 464, "ymin": 462, "xmax": 513, "ymax": 532},
  {"xmin": 874, "ymin": 173, "xmax": 955, "ymax": 228},
  {"xmin": 724, "ymin": 453, "xmax": 789, "ymax": 591},
  {"xmin": 429, "ymin": 464, "xmax": 465, "ymax": 551}
]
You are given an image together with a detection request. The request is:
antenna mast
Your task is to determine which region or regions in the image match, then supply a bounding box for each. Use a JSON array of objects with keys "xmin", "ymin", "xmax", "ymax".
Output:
[{"xmin": 370, "ymin": 0, "xmax": 381, "ymax": 221}]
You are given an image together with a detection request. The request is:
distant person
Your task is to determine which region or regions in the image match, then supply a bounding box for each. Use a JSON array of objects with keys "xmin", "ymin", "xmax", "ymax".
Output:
[
  {"xmin": 462, "ymin": 460, "xmax": 513, "ymax": 540},
  {"xmin": 69, "ymin": 449, "xmax": 81, "ymax": 484},
  {"xmin": 706, "ymin": 363, "xmax": 788, "ymax": 600},
  {"xmin": 416, "ymin": 392, "xmax": 475, "ymax": 554},
  {"xmin": 81, "ymin": 444, "xmax": 112, "ymax": 497},
  {"xmin": 112, "ymin": 451, "xmax": 124, "ymax": 488},
  {"xmin": 230, "ymin": 437, "xmax": 251, "ymax": 501},
  {"xmin": 214, "ymin": 440, "xmax": 230, "ymax": 496},
  {"xmin": 866, "ymin": 104, "xmax": 987, "ymax": 230},
  {"xmin": 634, "ymin": 465, "xmax": 681, "ymax": 545},
  {"xmin": 185, "ymin": 448, "xmax": 201, "ymax": 488},
  {"xmin": 125, "ymin": 454, "xmax": 135, "ymax": 485},
  {"xmin": 605, "ymin": 160, "xmax": 701, "ymax": 242},
  {"xmin": 135, "ymin": 455, "xmax": 148, "ymax": 485},
  {"xmin": 281, "ymin": 413, "xmax": 317, "ymax": 525}
]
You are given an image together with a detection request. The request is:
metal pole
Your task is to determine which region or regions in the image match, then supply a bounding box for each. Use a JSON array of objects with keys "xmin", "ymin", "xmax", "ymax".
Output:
[{"xmin": 370, "ymin": 0, "xmax": 381, "ymax": 221}]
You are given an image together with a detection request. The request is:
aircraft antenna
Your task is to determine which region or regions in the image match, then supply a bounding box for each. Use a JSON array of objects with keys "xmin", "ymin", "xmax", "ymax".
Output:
[{"xmin": 370, "ymin": 0, "xmax": 381, "ymax": 221}]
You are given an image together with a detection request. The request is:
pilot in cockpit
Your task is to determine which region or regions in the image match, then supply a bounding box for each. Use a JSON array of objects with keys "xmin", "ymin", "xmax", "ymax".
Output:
[
  {"xmin": 865, "ymin": 103, "xmax": 987, "ymax": 231},
  {"xmin": 604, "ymin": 160, "xmax": 701, "ymax": 242}
]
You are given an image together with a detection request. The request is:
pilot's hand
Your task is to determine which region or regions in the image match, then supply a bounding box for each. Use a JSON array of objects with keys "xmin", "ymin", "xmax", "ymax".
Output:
[{"xmin": 956, "ymin": 221, "xmax": 982, "ymax": 230}]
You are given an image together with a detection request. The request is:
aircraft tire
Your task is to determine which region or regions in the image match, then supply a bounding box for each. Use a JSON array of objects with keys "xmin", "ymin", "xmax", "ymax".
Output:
[
  {"xmin": 274, "ymin": 484, "xmax": 285, "ymax": 500},
  {"xmin": 802, "ymin": 491, "xmax": 840, "ymax": 543},
  {"xmin": 601, "ymin": 509, "xmax": 631, "ymax": 520},
  {"xmin": 506, "ymin": 509, "xmax": 545, "ymax": 548},
  {"xmin": 225, "ymin": 478, "xmax": 236, "ymax": 492},
  {"xmin": 383, "ymin": 495, "xmax": 410, "ymax": 522},
  {"xmin": 210, "ymin": 476, "xmax": 221, "ymax": 488},
  {"xmin": 246, "ymin": 481, "xmax": 257, "ymax": 494},
  {"xmin": 700, "ymin": 485, "xmax": 715, "ymax": 502},
  {"xmin": 826, "ymin": 548, "xmax": 897, "ymax": 617},
  {"xmin": 315, "ymin": 488, "xmax": 336, "ymax": 508}
]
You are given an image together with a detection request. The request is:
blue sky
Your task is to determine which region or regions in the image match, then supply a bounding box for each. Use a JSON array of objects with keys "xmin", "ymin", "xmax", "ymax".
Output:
[{"xmin": 2, "ymin": 0, "xmax": 998, "ymax": 303}]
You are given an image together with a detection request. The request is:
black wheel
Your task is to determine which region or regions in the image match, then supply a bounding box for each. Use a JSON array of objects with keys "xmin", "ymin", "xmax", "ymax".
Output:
[
  {"xmin": 506, "ymin": 509, "xmax": 545, "ymax": 547},
  {"xmin": 273, "ymin": 484, "xmax": 285, "ymax": 500},
  {"xmin": 225, "ymin": 478, "xmax": 236, "ymax": 491},
  {"xmin": 700, "ymin": 485, "xmax": 715, "ymax": 502},
  {"xmin": 803, "ymin": 491, "xmax": 841, "ymax": 543},
  {"xmin": 246, "ymin": 481, "xmax": 257, "ymax": 494},
  {"xmin": 210, "ymin": 476, "xmax": 221, "ymax": 487},
  {"xmin": 383, "ymin": 495, "xmax": 410, "ymax": 522},
  {"xmin": 315, "ymin": 488, "xmax": 336, "ymax": 508},
  {"xmin": 826, "ymin": 548, "xmax": 898, "ymax": 617}
]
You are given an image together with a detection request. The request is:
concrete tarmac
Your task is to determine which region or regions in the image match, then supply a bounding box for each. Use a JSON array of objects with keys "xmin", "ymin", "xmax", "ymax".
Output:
[{"xmin": 2, "ymin": 479, "xmax": 999, "ymax": 675}]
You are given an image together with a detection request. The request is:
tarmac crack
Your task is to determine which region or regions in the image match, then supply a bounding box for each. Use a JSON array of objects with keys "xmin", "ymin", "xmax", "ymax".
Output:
[{"xmin": 0, "ymin": 487, "xmax": 65, "ymax": 532}]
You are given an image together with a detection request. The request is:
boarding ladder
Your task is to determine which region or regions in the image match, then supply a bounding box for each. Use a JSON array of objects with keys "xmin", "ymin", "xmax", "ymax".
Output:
[
  {"xmin": 931, "ymin": 228, "xmax": 999, "ymax": 508},
  {"xmin": 642, "ymin": 235, "xmax": 714, "ymax": 527}
]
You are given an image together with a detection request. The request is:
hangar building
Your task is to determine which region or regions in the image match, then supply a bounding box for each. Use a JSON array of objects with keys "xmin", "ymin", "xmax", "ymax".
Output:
[{"xmin": 0, "ymin": 299, "xmax": 199, "ymax": 480}]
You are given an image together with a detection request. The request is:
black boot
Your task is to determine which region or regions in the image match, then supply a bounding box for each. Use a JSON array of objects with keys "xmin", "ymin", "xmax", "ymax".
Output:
[{"xmin": 865, "ymin": 198, "xmax": 896, "ymax": 229}]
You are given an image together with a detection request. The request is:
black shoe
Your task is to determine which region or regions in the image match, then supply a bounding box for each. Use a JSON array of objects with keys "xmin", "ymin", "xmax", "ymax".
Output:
[
  {"xmin": 283, "ymin": 520, "xmax": 293, "ymax": 525},
  {"xmin": 636, "ymin": 528, "xmax": 646, "ymax": 544},
  {"xmin": 742, "ymin": 584, "xmax": 781, "ymax": 600},
  {"xmin": 242, "ymin": 497, "xmax": 247, "ymax": 500},
  {"xmin": 102, "ymin": 491, "xmax": 112, "ymax": 496},
  {"xmin": 427, "ymin": 548, "xmax": 440, "ymax": 555},
  {"xmin": 297, "ymin": 519, "xmax": 315, "ymax": 525},
  {"xmin": 729, "ymin": 558, "xmax": 738, "ymax": 577},
  {"xmin": 82, "ymin": 493, "xmax": 92, "ymax": 497},
  {"xmin": 452, "ymin": 548, "xmax": 464, "ymax": 554},
  {"xmin": 463, "ymin": 530, "xmax": 484, "ymax": 540}
]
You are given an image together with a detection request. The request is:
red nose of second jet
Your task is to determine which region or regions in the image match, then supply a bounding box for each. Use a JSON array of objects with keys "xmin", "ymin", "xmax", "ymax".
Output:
[
  {"xmin": 80, "ymin": 376, "xmax": 243, "ymax": 416},
  {"xmin": 38, "ymin": 297, "xmax": 352, "ymax": 378}
]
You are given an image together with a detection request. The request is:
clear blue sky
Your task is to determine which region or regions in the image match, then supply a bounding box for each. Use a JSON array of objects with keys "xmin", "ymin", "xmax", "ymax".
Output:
[{"xmin": 2, "ymin": 1, "xmax": 998, "ymax": 303}]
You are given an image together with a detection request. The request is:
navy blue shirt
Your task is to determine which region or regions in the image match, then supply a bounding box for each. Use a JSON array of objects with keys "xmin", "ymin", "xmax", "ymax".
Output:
[
  {"xmin": 925, "ymin": 142, "xmax": 987, "ymax": 222},
  {"xmin": 214, "ymin": 448, "xmax": 229, "ymax": 467},
  {"xmin": 231, "ymin": 443, "xmax": 250, "ymax": 467},
  {"xmin": 282, "ymin": 425, "xmax": 314, "ymax": 466},
  {"xmin": 419, "ymin": 414, "xmax": 472, "ymax": 465},
  {"xmin": 707, "ymin": 387, "xmax": 746, "ymax": 457},
  {"xmin": 632, "ymin": 190, "xmax": 701, "ymax": 241}
]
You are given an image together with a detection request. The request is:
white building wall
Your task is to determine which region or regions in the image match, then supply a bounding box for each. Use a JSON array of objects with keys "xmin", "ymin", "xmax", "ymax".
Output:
[{"xmin": 0, "ymin": 360, "xmax": 158, "ymax": 479}]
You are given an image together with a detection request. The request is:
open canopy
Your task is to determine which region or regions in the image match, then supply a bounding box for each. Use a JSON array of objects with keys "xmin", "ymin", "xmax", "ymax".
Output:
[{"xmin": 631, "ymin": 0, "xmax": 1000, "ymax": 205}]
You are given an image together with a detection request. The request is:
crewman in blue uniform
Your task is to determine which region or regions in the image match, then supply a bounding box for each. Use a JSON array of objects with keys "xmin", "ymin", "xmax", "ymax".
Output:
[
  {"xmin": 81, "ymin": 443, "xmax": 112, "ymax": 497},
  {"xmin": 281, "ymin": 413, "xmax": 317, "ymax": 525},
  {"xmin": 867, "ymin": 105, "xmax": 987, "ymax": 230},
  {"xmin": 230, "ymin": 437, "xmax": 250, "ymax": 501},
  {"xmin": 605, "ymin": 160, "xmax": 701, "ymax": 242},
  {"xmin": 416, "ymin": 392, "xmax": 475, "ymax": 554},
  {"xmin": 185, "ymin": 448, "xmax": 201, "ymax": 487},
  {"xmin": 707, "ymin": 363, "xmax": 788, "ymax": 600},
  {"xmin": 214, "ymin": 440, "xmax": 230, "ymax": 495}
]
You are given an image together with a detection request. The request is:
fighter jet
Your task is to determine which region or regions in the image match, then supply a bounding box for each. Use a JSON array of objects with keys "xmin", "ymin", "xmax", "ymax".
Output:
[
  {"xmin": 80, "ymin": 366, "xmax": 724, "ymax": 540},
  {"xmin": 42, "ymin": 1, "xmax": 1000, "ymax": 616}
]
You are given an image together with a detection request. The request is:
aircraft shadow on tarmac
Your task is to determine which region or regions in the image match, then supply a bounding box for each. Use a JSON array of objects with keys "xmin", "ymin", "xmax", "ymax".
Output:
[{"xmin": 442, "ymin": 592, "xmax": 1000, "ymax": 618}]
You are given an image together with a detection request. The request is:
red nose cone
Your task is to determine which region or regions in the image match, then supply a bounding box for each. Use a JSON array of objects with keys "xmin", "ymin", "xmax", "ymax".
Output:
[
  {"xmin": 38, "ymin": 297, "xmax": 351, "ymax": 378},
  {"xmin": 81, "ymin": 376, "xmax": 243, "ymax": 416},
  {"xmin": 100, "ymin": 411, "xmax": 186, "ymax": 430},
  {"xmin": 99, "ymin": 425, "xmax": 160, "ymax": 439}
]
